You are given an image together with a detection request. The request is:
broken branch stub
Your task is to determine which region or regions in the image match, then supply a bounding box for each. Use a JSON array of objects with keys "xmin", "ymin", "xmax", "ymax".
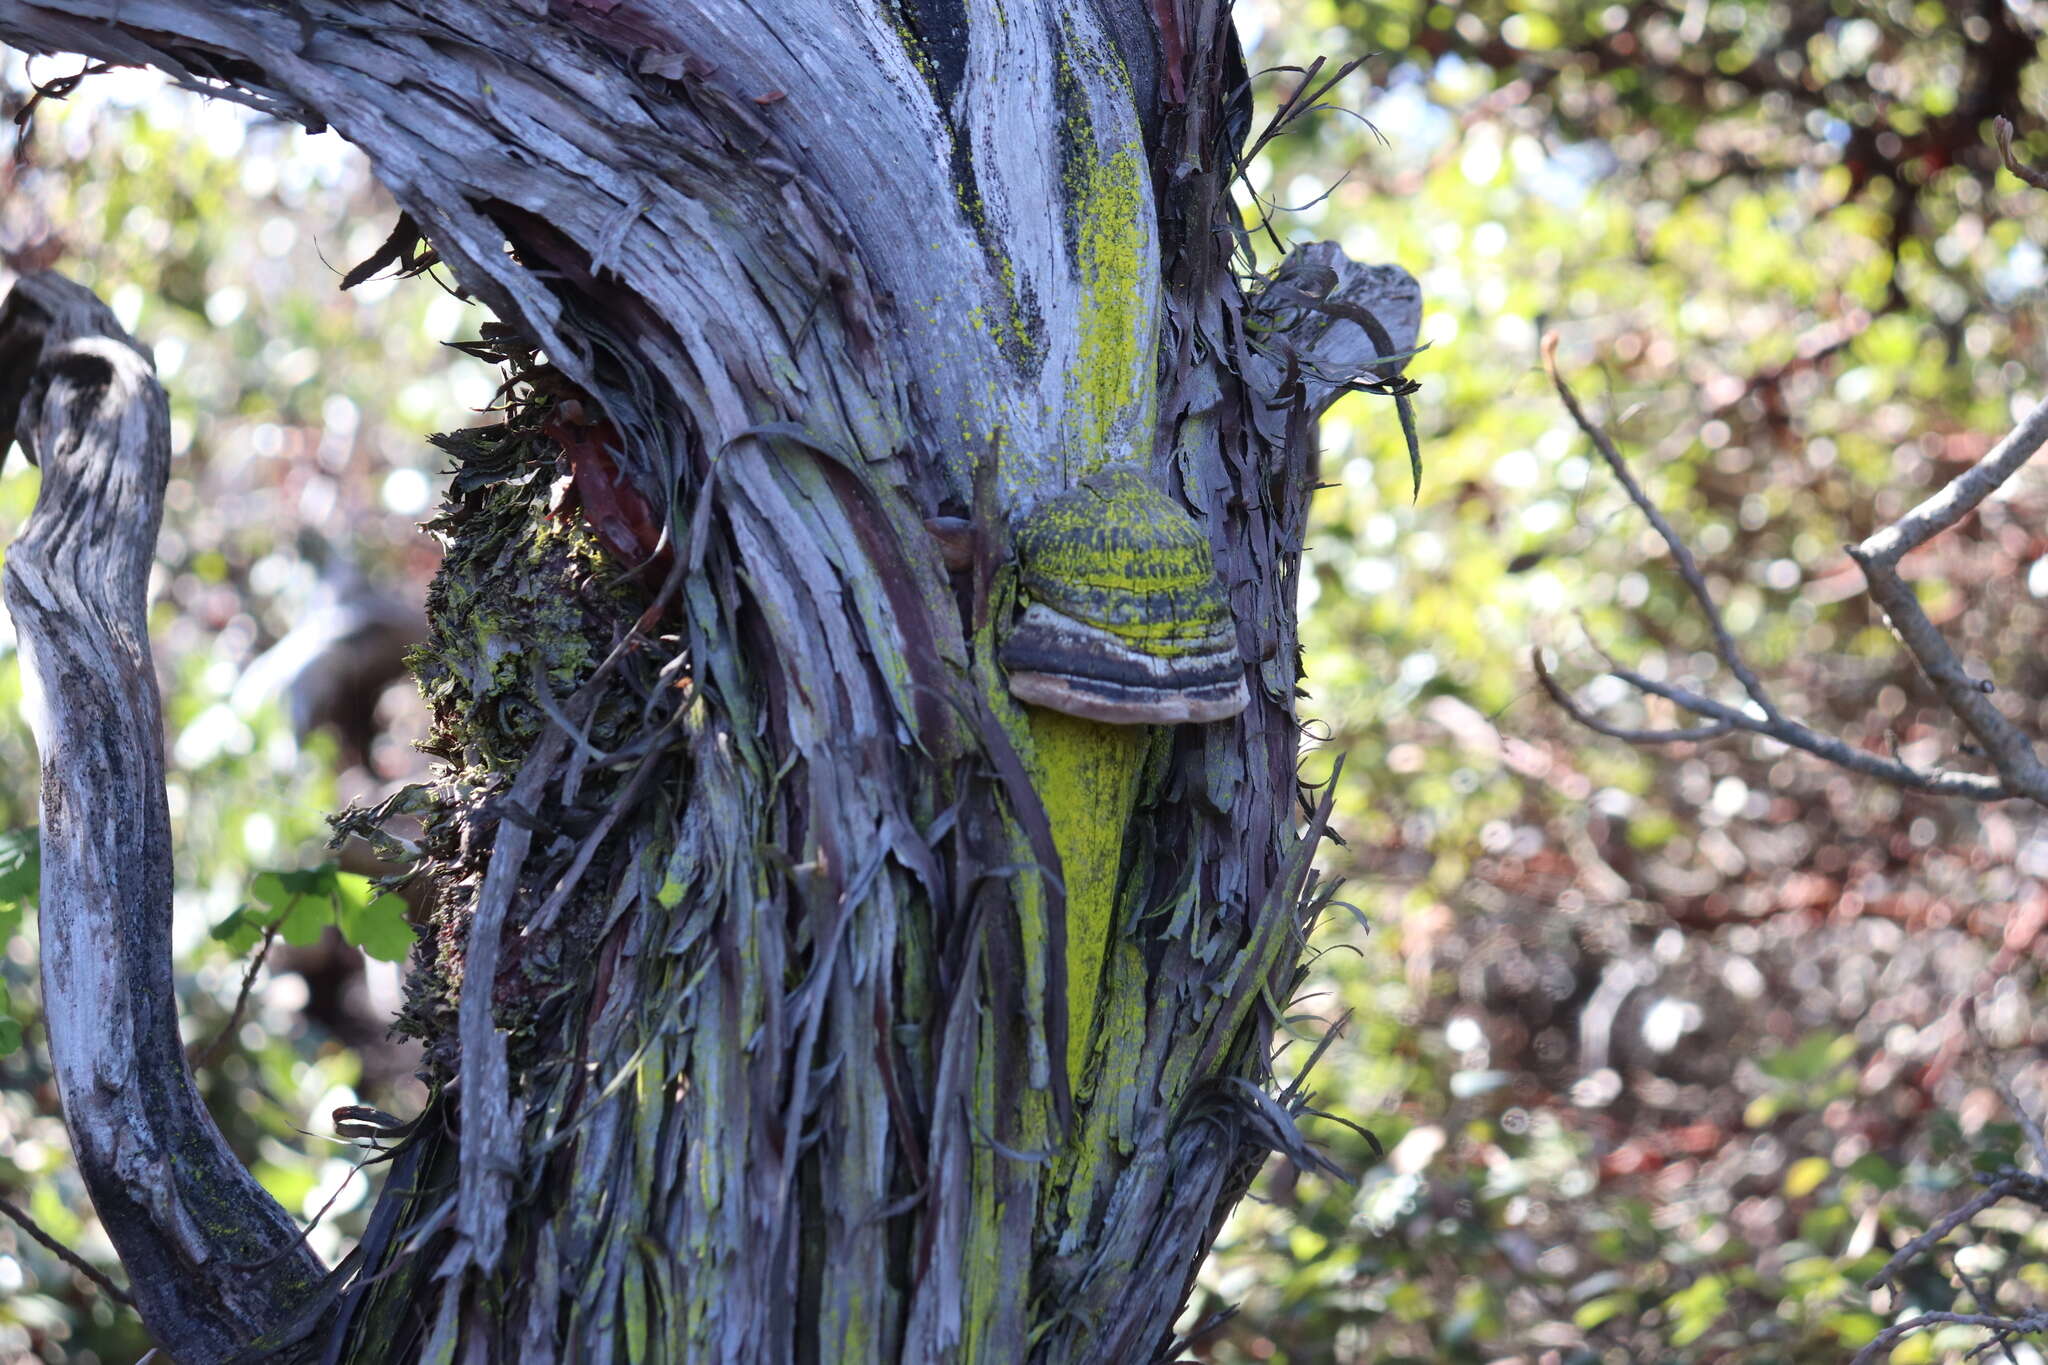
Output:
[{"xmin": 0, "ymin": 273, "xmax": 324, "ymax": 1364}]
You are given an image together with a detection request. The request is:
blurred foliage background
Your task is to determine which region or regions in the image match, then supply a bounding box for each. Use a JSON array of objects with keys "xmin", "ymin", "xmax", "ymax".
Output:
[
  {"xmin": 1190, "ymin": 2, "xmax": 2048, "ymax": 1362},
  {"xmin": 4, "ymin": 1, "xmax": 2048, "ymax": 1361}
]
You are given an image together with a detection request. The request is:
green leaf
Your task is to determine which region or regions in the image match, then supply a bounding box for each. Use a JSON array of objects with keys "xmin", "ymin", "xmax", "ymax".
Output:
[
  {"xmin": 211, "ymin": 906, "xmax": 264, "ymax": 955},
  {"xmin": 241, "ymin": 865, "xmax": 347, "ymax": 946},
  {"xmin": 297, "ymin": 865, "xmax": 340, "ymax": 895},
  {"xmin": 0, "ymin": 1018, "xmax": 20, "ymax": 1056},
  {"xmin": 0, "ymin": 827, "xmax": 39, "ymax": 903},
  {"xmin": 1666, "ymin": 1273, "xmax": 1729, "ymax": 1346},
  {"xmin": 250, "ymin": 871, "xmax": 292, "ymax": 911},
  {"xmin": 275, "ymin": 888, "xmax": 333, "ymax": 947},
  {"xmin": 1828, "ymin": 1311, "xmax": 1884, "ymax": 1347},
  {"xmin": 266, "ymin": 865, "xmax": 336, "ymax": 899},
  {"xmin": 1573, "ymin": 1292, "xmax": 1636, "ymax": 1330},
  {"xmin": 1758, "ymin": 1030, "xmax": 1853, "ymax": 1085},
  {"xmin": 1783, "ymin": 1156, "xmax": 1831, "ymax": 1199},
  {"xmin": 330, "ymin": 870, "xmax": 374, "ymax": 914},
  {"xmin": 339, "ymin": 891, "xmax": 416, "ymax": 963}
]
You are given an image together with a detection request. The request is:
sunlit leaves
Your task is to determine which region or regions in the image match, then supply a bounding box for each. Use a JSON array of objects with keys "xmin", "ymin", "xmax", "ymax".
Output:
[
  {"xmin": 0, "ymin": 826, "xmax": 37, "ymax": 945},
  {"xmin": 0, "ymin": 983, "xmax": 20, "ymax": 1057},
  {"xmin": 211, "ymin": 862, "xmax": 414, "ymax": 962}
]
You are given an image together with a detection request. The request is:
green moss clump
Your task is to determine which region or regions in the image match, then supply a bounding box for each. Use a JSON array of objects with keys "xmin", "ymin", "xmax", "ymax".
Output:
[
  {"xmin": 379, "ymin": 415, "xmax": 656, "ymax": 1074},
  {"xmin": 409, "ymin": 426, "xmax": 637, "ymax": 772}
]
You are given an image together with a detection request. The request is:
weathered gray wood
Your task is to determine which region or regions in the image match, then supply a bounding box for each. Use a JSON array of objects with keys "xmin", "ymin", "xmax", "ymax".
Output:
[
  {"xmin": 0, "ymin": 7, "xmax": 1419, "ymax": 1362},
  {"xmin": 0, "ymin": 272, "xmax": 325, "ymax": 1363}
]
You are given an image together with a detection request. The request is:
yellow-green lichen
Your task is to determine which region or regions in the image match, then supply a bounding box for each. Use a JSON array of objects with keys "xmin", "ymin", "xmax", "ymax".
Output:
[
  {"xmin": 1050, "ymin": 934, "xmax": 1149, "ymax": 1245},
  {"xmin": 1023, "ymin": 707, "xmax": 1144, "ymax": 1082},
  {"xmin": 1065, "ymin": 143, "xmax": 1152, "ymax": 470},
  {"xmin": 939, "ymin": 634, "xmax": 1062, "ymax": 1346},
  {"xmin": 1011, "ymin": 468, "xmax": 1231, "ymax": 656},
  {"xmin": 974, "ymin": 565, "xmax": 1058, "ymax": 1089},
  {"xmin": 974, "ymin": 249, "xmax": 1039, "ymax": 372}
]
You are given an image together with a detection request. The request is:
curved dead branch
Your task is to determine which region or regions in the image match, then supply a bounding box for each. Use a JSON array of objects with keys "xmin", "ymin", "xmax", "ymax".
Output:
[{"xmin": 0, "ymin": 272, "xmax": 324, "ymax": 1361}]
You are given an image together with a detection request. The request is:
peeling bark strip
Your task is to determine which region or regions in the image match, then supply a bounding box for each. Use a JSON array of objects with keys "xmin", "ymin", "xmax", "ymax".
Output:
[
  {"xmin": 0, "ymin": 274, "xmax": 325, "ymax": 1363},
  {"xmin": 0, "ymin": 5, "xmax": 1419, "ymax": 1363}
]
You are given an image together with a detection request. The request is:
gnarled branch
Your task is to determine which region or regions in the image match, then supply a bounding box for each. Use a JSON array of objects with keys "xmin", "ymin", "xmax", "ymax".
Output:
[{"xmin": 0, "ymin": 272, "xmax": 323, "ymax": 1364}]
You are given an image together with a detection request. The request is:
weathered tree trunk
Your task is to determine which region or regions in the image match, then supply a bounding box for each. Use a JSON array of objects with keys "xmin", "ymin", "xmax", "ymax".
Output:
[{"xmin": 0, "ymin": 5, "xmax": 1415, "ymax": 1363}]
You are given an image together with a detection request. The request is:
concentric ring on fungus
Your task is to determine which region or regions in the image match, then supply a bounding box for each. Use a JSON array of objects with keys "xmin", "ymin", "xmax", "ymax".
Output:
[{"xmin": 1000, "ymin": 467, "xmax": 1248, "ymax": 725}]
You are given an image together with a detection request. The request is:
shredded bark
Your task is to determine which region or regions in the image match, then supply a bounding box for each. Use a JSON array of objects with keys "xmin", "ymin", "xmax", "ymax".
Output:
[{"xmin": 0, "ymin": 5, "xmax": 1422, "ymax": 1362}]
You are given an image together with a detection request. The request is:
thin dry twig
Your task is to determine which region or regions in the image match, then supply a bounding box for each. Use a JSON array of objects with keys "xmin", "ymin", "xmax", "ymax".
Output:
[
  {"xmin": 1860, "ymin": 406, "xmax": 2048, "ymax": 564},
  {"xmin": 1846, "ymin": 394, "xmax": 2048, "ymax": 804},
  {"xmin": 1849, "ymin": 1031, "xmax": 2048, "ymax": 1365},
  {"xmin": 1995, "ymin": 116, "xmax": 2048, "ymax": 192},
  {"xmin": 1963, "ymin": 1001, "xmax": 2048, "ymax": 1173},
  {"xmin": 1535, "ymin": 332, "xmax": 2048, "ymax": 806},
  {"xmin": 1851, "ymin": 1311, "xmax": 2048, "ymax": 1365},
  {"xmin": 1866, "ymin": 1182, "xmax": 2016, "ymax": 1301},
  {"xmin": 0, "ymin": 1192, "xmax": 132, "ymax": 1306},
  {"xmin": 1542, "ymin": 333, "xmax": 1780, "ymax": 722},
  {"xmin": 1530, "ymin": 649, "xmax": 1731, "ymax": 743},
  {"xmin": 1602, "ymin": 660, "xmax": 2008, "ymax": 798},
  {"xmin": 189, "ymin": 920, "xmax": 278, "ymax": 1071},
  {"xmin": 1851, "ymin": 1168, "xmax": 2048, "ymax": 1364}
]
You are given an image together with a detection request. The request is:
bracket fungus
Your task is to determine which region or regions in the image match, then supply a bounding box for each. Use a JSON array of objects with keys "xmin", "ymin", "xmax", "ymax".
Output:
[
  {"xmin": 999, "ymin": 467, "xmax": 1248, "ymax": 725},
  {"xmin": 998, "ymin": 466, "xmax": 1247, "ymax": 1084}
]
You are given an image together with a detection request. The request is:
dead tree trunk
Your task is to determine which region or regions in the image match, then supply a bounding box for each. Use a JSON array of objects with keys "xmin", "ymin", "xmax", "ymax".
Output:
[{"xmin": 0, "ymin": 5, "xmax": 1416, "ymax": 1362}]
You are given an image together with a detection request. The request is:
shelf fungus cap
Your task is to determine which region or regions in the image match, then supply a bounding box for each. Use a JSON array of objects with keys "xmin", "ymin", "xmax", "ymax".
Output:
[{"xmin": 1000, "ymin": 468, "xmax": 1249, "ymax": 725}]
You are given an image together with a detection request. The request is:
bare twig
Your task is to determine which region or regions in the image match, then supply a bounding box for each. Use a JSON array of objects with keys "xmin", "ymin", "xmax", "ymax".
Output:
[
  {"xmin": 1858, "ymin": 400, "xmax": 2048, "ymax": 563},
  {"xmin": 1543, "ymin": 333, "xmax": 1780, "ymax": 723},
  {"xmin": 1963, "ymin": 1001, "xmax": 2048, "ymax": 1173},
  {"xmin": 1947, "ymin": 1247, "xmax": 2013, "ymax": 1357},
  {"xmin": 1530, "ymin": 649, "xmax": 1730, "ymax": 744},
  {"xmin": 1853, "ymin": 1170, "xmax": 2048, "ymax": 1364},
  {"xmin": 1846, "ymin": 397, "xmax": 2048, "ymax": 805},
  {"xmin": 1996, "ymin": 1074, "xmax": 2048, "ymax": 1176},
  {"xmin": 1603, "ymin": 662, "xmax": 2009, "ymax": 799},
  {"xmin": 1851, "ymin": 1039, "xmax": 2048, "ymax": 1365},
  {"xmin": 1536, "ymin": 332, "xmax": 2048, "ymax": 806},
  {"xmin": 1866, "ymin": 1182, "xmax": 2016, "ymax": 1301},
  {"xmin": 1237, "ymin": 55, "xmax": 1375, "ymax": 178},
  {"xmin": 189, "ymin": 921, "xmax": 278, "ymax": 1071},
  {"xmin": 0, "ymin": 1192, "xmax": 132, "ymax": 1306},
  {"xmin": 1852, "ymin": 1311, "xmax": 2048, "ymax": 1365}
]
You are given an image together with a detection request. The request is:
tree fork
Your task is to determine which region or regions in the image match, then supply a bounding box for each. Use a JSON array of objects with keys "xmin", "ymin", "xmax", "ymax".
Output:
[{"xmin": 0, "ymin": 5, "xmax": 1418, "ymax": 1361}]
